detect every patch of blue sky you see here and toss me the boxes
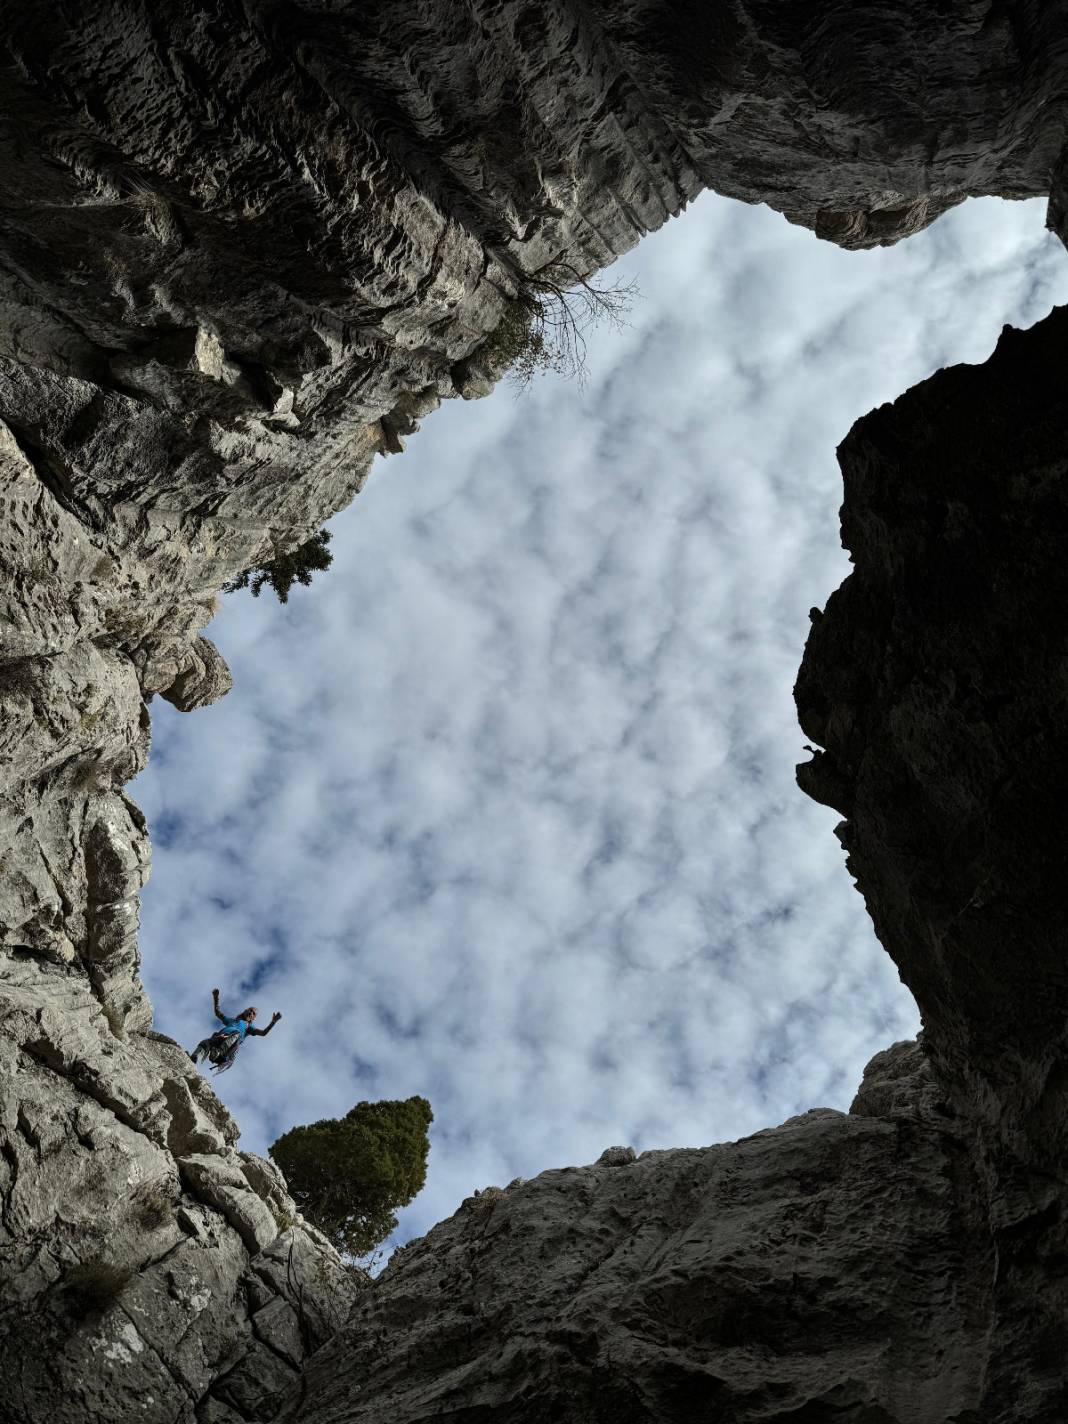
[151,807,184,848]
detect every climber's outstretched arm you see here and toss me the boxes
[212,987,229,1023]
[247,1012,282,1038]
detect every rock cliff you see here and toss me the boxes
[794,300,1068,1420]
[285,1041,998,1423]
[3,3,1068,1422]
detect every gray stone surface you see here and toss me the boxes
[284,1042,992,1423]
[0,950,356,1423]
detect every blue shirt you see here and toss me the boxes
[221,1017,249,1039]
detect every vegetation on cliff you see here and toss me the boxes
[484,263,636,387]
[269,1096,433,1258]
[224,529,334,603]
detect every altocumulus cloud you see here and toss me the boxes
[136,192,1068,1246]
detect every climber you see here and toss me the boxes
[189,987,282,1075]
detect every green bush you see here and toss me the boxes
[268,1096,432,1259]
[224,528,333,603]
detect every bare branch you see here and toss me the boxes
[478,263,639,391]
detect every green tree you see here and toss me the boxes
[269,1096,433,1258]
[224,528,333,603]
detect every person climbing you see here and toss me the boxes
[189,987,282,1074]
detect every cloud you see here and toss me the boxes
[135,192,1068,1248]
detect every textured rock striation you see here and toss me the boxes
[3,4,1068,1422]
[0,943,359,1424]
[284,1041,997,1423]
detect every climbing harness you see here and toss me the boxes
[206,1030,243,1074]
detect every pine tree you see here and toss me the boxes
[223,528,333,603]
[268,1096,433,1258]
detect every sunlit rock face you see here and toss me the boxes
[3,3,1068,1421]
[0,958,358,1423]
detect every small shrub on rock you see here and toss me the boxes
[269,1202,296,1235]
[468,1185,505,1216]
[216,1333,247,1370]
[479,298,551,383]
[135,1179,174,1230]
[64,1260,131,1317]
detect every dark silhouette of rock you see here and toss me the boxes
[284,1041,999,1423]
[796,304,1068,1421]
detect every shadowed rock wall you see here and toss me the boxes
[795,302,1068,1421]
[797,306,1068,1163]
[281,1042,996,1424]
[3,3,1068,1421]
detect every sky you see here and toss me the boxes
[135,191,1068,1251]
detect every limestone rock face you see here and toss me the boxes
[3,4,1068,1422]
[0,951,358,1424]
[284,1042,993,1424]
